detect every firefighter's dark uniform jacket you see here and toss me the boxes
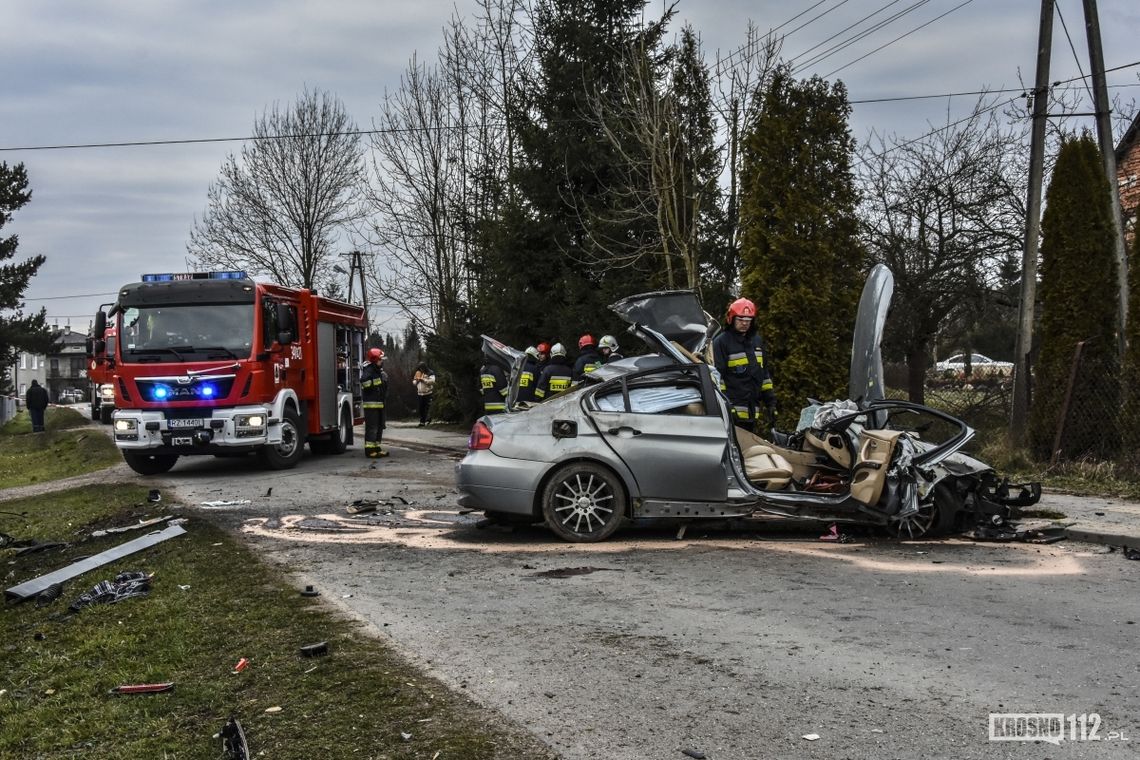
[535,357,573,400]
[517,356,540,403]
[361,361,388,456]
[480,364,508,414]
[712,325,775,425]
[572,347,603,381]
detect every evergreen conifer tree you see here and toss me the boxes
[1028,135,1119,460]
[0,162,53,392]
[737,68,862,418]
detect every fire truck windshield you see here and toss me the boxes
[120,304,254,363]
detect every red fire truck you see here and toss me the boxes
[93,271,367,475]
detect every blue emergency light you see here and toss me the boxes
[152,385,170,400]
[141,271,248,282]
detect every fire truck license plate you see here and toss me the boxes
[168,419,203,429]
[172,436,193,446]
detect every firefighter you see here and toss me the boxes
[712,297,777,433]
[361,347,389,457]
[517,346,541,404]
[572,334,603,381]
[535,343,573,400]
[480,360,508,414]
[535,342,551,373]
[598,335,623,363]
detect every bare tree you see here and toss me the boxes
[858,98,1028,402]
[364,0,528,336]
[188,88,366,292]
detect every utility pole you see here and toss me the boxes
[1011,0,1054,443]
[1082,0,1129,354]
[347,250,371,335]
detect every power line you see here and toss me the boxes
[792,0,932,75]
[22,291,118,301]
[823,0,978,79]
[850,81,1139,105]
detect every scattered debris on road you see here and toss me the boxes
[802,733,821,741]
[6,523,186,602]
[200,500,252,508]
[70,571,153,612]
[92,515,173,537]
[819,524,854,543]
[681,749,706,759]
[347,500,381,515]
[110,682,174,695]
[531,566,619,579]
[301,585,320,597]
[218,716,250,760]
[300,641,329,657]
[1125,547,1140,561]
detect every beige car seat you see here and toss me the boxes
[741,443,794,490]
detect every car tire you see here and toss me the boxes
[310,407,349,455]
[541,462,626,543]
[259,407,304,470]
[122,451,179,476]
[100,406,113,425]
[893,481,958,539]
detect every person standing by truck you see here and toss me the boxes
[412,362,435,426]
[362,347,389,457]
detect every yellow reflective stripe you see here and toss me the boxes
[726,353,749,367]
[362,379,376,387]
[549,378,571,391]
[534,388,546,399]
[364,441,383,449]
[753,350,765,367]
[480,374,497,390]
[733,406,754,419]
[363,402,384,409]
[519,372,534,387]
[484,402,506,411]
[761,380,773,391]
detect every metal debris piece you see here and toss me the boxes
[531,566,618,579]
[300,641,329,657]
[111,682,174,695]
[70,571,152,611]
[92,515,172,538]
[219,715,250,760]
[147,489,162,503]
[263,487,273,497]
[682,750,706,759]
[199,500,251,508]
[1125,547,1140,561]
[346,500,380,515]
[35,583,63,607]
[6,524,186,602]
[802,733,821,741]
[300,585,320,597]
[676,525,687,540]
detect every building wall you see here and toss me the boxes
[1120,142,1140,245]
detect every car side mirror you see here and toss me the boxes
[93,311,107,339]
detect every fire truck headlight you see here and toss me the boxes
[235,414,266,437]
[114,418,136,432]
[99,385,115,401]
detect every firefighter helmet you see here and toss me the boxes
[578,334,595,349]
[367,347,384,362]
[525,345,539,360]
[599,335,619,353]
[550,343,567,358]
[536,342,551,355]
[727,297,757,321]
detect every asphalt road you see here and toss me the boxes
[119,433,1140,760]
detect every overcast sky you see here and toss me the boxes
[2,0,1137,337]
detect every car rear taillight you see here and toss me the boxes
[468,421,493,450]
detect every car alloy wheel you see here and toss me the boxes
[541,463,626,542]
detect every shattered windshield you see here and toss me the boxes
[120,304,254,363]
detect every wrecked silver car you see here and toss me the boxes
[456,265,1040,542]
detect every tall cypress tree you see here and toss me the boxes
[1121,228,1140,459]
[0,162,53,392]
[1028,134,1119,460]
[737,68,863,418]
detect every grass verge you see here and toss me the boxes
[1,485,554,759]
[0,408,121,489]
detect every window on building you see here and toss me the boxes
[20,354,27,370]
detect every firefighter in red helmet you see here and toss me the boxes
[361,347,389,457]
[572,333,603,381]
[712,297,777,433]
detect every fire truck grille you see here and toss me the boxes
[136,378,236,403]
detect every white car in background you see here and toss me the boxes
[933,353,1014,377]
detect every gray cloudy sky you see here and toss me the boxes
[2,0,1137,335]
